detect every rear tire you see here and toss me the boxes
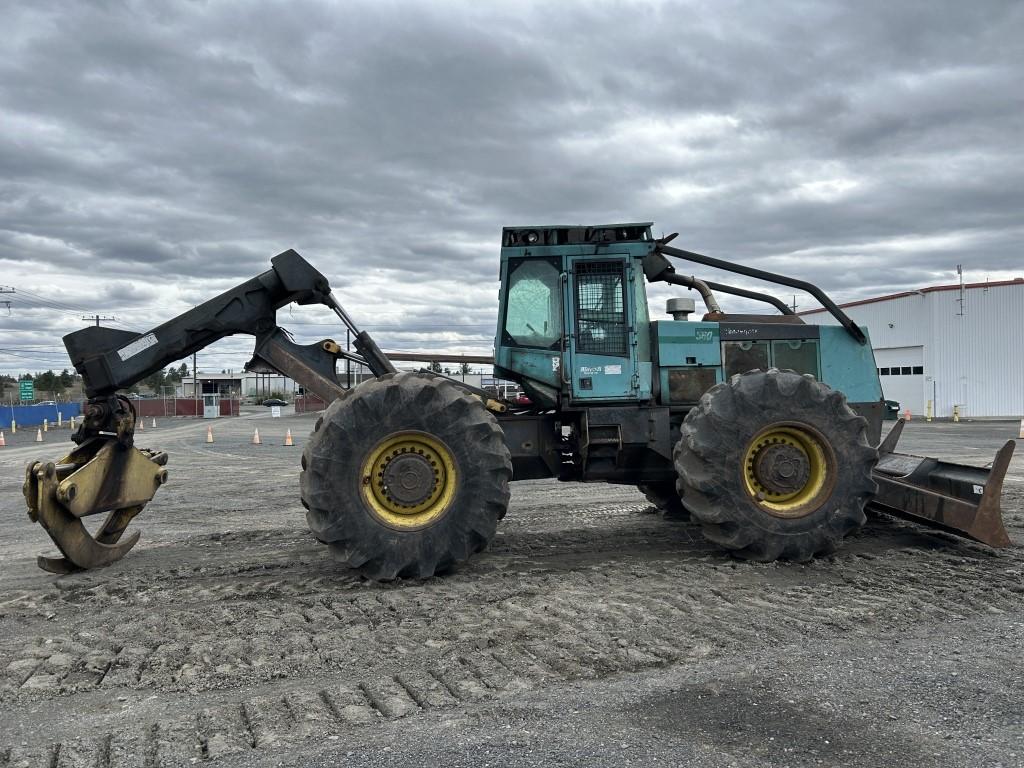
[300,372,512,580]
[637,481,690,520]
[674,368,877,561]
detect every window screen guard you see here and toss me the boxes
[574,260,628,357]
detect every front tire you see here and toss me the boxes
[674,368,877,561]
[300,373,512,580]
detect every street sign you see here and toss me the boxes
[19,380,33,401]
[271,406,282,418]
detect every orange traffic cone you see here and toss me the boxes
[206,426,214,443]
[35,428,43,442]
[252,428,261,445]
[152,417,157,428]
[0,431,5,447]
[138,418,144,431]
[284,429,294,446]
[903,408,912,422]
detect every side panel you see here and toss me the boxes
[495,347,562,389]
[818,326,883,403]
[654,320,722,406]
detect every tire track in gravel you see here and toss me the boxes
[2,512,1021,766]
[3,427,1021,768]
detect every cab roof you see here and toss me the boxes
[502,223,654,248]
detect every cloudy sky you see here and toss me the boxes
[1,0,1022,379]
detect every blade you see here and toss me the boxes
[869,420,1014,548]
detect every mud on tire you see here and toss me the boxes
[300,372,512,580]
[674,368,877,561]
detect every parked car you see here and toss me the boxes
[884,399,901,420]
[262,398,288,407]
[37,400,57,406]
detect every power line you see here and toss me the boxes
[12,286,91,313]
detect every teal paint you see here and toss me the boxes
[655,321,722,366]
[495,347,562,388]
[565,255,648,401]
[818,326,883,402]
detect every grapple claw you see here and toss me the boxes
[24,437,164,573]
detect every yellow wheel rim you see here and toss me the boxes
[360,431,457,530]
[741,423,835,519]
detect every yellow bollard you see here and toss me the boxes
[953,405,960,423]
[1018,419,1024,439]
[58,412,62,427]
[43,418,48,432]
[10,419,15,434]
[926,400,933,422]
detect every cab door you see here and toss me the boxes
[566,256,639,401]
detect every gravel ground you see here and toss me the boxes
[0,411,1021,767]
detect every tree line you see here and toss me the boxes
[1,362,190,400]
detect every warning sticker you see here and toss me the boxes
[117,333,159,361]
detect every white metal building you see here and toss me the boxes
[801,278,1024,419]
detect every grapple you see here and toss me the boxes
[23,396,168,574]
[868,419,1014,548]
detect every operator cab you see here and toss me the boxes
[495,224,657,408]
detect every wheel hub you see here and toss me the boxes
[753,442,810,495]
[382,453,437,507]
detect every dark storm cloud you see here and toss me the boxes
[1,0,1022,374]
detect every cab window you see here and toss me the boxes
[574,260,628,357]
[502,258,562,349]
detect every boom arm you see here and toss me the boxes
[65,250,394,399]
[25,249,396,575]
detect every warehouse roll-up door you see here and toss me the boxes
[874,346,924,416]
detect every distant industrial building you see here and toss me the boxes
[180,372,296,399]
[181,368,510,402]
[802,278,1024,419]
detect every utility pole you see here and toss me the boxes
[956,265,965,316]
[0,287,13,315]
[82,314,117,326]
